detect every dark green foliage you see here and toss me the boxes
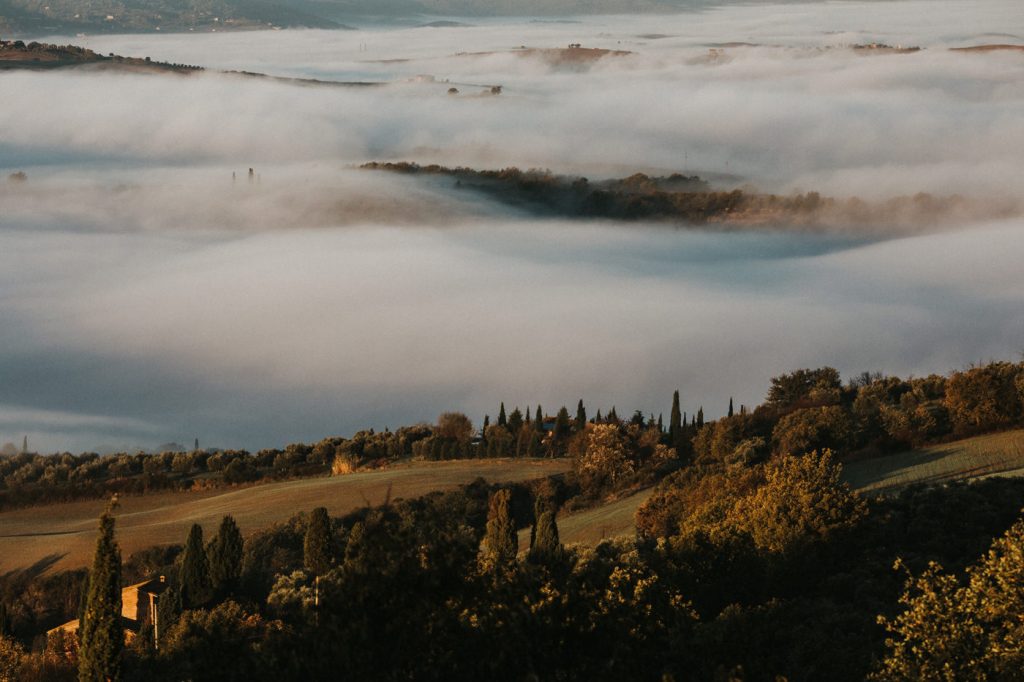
[670,391,682,445]
[728,397,734,418]
[576,399,586,431]
[525,431,542,457]
[207,515,243,596]
[552,407,571,455]
[507,407,523,434]
[772,405,853,456]
[528,510,561,564]
[482,489,517,568]
[0,601,9,637]
[78,510,122,682]
[498,402,507,427]
[178,524,212,610]
[696,406,704,429]
[767,367,842,409]
[944,361,1024,435]
[77,572,89,626]
[156,601,282,682]
[535,405,544,432]
[303,507,333,575]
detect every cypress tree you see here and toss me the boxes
[657,413,664,433]
[79,509,122,682]
[304,507,333,575]
[179,524,211,610]
[728,397,734,418]
[77,572,89,626]
[608,406,619,423]
[554,407,571,442]
[535,405,544,431]
[525,406,531,426]
[529,510,561,564]
[595,409,602,422]
[498,402,507,428]
[156,581,180,643]
[526,431,540,457]
[575,399,586,431]
[508,408,523,435]
[482,415,490,444]
[207,515,243,596]
[482,489,517,568]
[670,391,682,444]
[697,407,704,429]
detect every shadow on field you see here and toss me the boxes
[0,553,67,583]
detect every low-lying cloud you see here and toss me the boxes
[1,0,1022,452]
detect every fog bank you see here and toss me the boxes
[2,0,1022,452]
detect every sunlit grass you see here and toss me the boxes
[843,429,1024,494]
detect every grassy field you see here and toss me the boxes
[842,429,1024,494]
[518,488,654,552]
[0,458,569,575]
[6,430,1024,575]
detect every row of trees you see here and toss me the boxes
[684,361,1024,472]
[362,161,989,230]
[4,359,1024,515]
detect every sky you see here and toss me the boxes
[1,0,1022,453]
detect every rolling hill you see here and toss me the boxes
[0,458,569,574]
[536,428,1024,549]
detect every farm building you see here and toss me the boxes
[48,576,168,645]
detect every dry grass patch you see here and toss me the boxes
[0,458,569,574]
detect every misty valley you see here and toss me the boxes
[1,0,1024,680]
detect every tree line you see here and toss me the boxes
[3,455,1024,680]
[4,358,1024,513]
[361,161,1013,230]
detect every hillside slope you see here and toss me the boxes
[0,458,568,574]
[842,429,1024,494]
[542,429,1024,548]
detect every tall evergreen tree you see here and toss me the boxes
[657,413,664,433]
[0,601,9,637]
[508,407,523,435]
[526,431,541,457]
[575,399,586,431]
[728,397,734,418]
[529,510,562,564]
[207,515,243,596]
[670,390,682,444]
[608,406,619,423]
[498,402,507,428]
[697,407,704,429]
[525,406,531,425]
[179,524,211,610]
[535,405,544,431]
[595,409,602,423]
[304,507,333,575]
[77,573,89,626]
[482,489,517,569]
[79,509,122,682]
[554,407,571,442]
[481,415,490,444]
